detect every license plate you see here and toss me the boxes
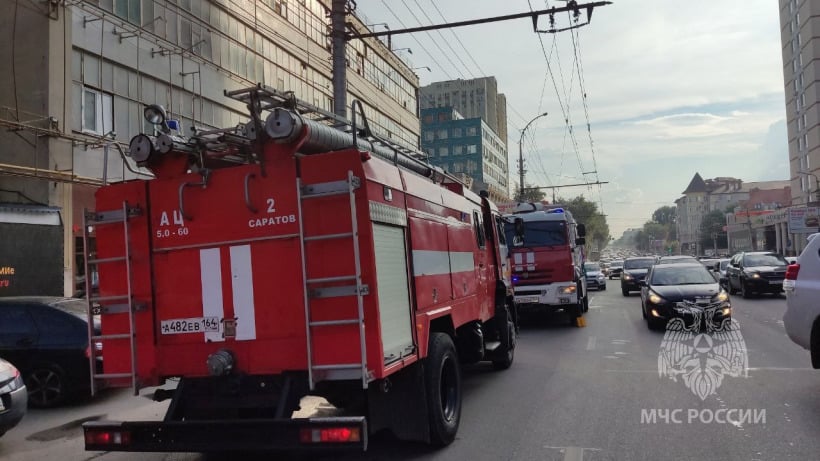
[559,298,570,304]
[769,280,783,285]
[160,317,220,335]
[515,296,540,304]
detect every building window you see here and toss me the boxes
[453,145,463,155]
[439,147,449,156]
[453,127,462,138]
[424,130,434,141]
[271,0,288,18]
[437,129,448,140]
[467,145,477,154]
[423,114,433,124]
[467,126,477,136]
[82,88,113,136]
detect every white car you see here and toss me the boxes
[783,234,820,368]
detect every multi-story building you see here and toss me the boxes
[420,106,509,202]
[419,77,508,147]
[676,173,790,254]
[779,0,820,205]
[0,1,419,296]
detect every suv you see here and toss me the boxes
[726,251,788,298]
[783,235,820,368]
[621,257,656,296]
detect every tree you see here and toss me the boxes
[699,210,728,252]
[652,206,676,225]
[515,183,546,202]
[556,196,610,251]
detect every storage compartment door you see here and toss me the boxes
[372,223,414,363]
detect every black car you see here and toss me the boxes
[621,257,656,296]
[725,251,788,298]
[640,263,731,330]
[0,297,100,407]
[655,255,699,265]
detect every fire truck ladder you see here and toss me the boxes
[83,201,142,396]
[297,170,369,391]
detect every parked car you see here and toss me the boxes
[0,358,27,438]
[0,297,100,408]
[621,257,656,296]
[584,262,607,291]
[608,260,624,279]
[784,234,820,368]
[725,251,788,298]
[640,263,731,330]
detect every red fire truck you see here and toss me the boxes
[81,85,516,453]
[503,203,588,325]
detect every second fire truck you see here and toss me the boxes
[81,85,517,453]
[503,202,588,325]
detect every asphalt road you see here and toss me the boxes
[2,287,819,461]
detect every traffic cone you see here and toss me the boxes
[576,316,587,328]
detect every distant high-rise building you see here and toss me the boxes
[419,77,508,147]
[420,106,509,203]
[779,0,820,205]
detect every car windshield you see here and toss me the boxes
[650,265,717,286]
[584,263,601,272]
[719,260,730,270]
[504,220,567,247]
[624,258,655,269]
[744,253,788,267]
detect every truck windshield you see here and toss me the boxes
[504,220,567,247]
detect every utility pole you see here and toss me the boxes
[518,112,548,200]
[331,0,347,117]
[523,181,609,203]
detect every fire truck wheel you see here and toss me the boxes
[24,363,67,408]
[425,333,462,446]
[492,318,516,370]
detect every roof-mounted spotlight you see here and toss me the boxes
[144,104,171,134]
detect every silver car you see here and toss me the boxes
[0,357,27,438]
[784,234,820,368]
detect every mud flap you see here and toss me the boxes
[367,361,430,443]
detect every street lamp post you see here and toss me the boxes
[517,112,549,201]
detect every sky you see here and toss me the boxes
[355,0,789,238]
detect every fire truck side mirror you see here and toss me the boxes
[575,237,586,246]
[577,224,587,237]
[513,218,525,237]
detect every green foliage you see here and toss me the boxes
[699,210,728,250]
[516,184,546,202]
[556,196,610,251]
[652,206,676,225]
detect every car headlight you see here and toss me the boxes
[0,369,24,393]
[623,274,633,280]
[744,271,760,279]
[714,290,729,302]
[560,285,577,294]
[648,290,665,304]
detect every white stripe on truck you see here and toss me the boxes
[230,245,257,341]
[200,248,225,342]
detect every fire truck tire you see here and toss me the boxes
[583,294,589,313]
[425,333,462,446]
[492,318,516,371]
[24,363,67,408]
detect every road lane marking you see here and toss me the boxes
[563,447,584,461]
[586,336,597,350]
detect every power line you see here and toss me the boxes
[380,1,455,80]
[427,0,488,77]
[397,0,470,79]
[410,0,476,78]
